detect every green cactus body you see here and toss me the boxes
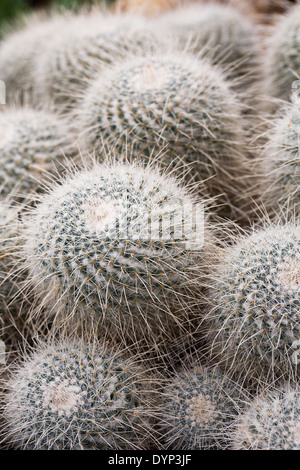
[0,108,71,199]
[33,12,161,109]
[262,102,300,214]
[267,4,300,101]
[206,224,300,382]
[159,366,244,450]
[232,386,300,450]
[2,340,158,449]
[76,52,247,212]
[157,3,261,97]
[22,163,208,354]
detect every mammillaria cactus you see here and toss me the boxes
[75,50,247,215]
[266,3,300,102]
[158,365,245,450]
[0,108,72,199]
[1,339,159,449]
[156,3,261,98]
[0,198,30,347]
[260,101,300,215]
[205,222,300,383]
[20,161,210,356]
[32,11,161,110]
[0,12,70,102]
[232,385,300,450]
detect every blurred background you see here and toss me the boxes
[0,0,298,31]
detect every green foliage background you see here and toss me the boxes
[0,0,115,30]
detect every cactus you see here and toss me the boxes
[232,385,300,450]
[0,198,30,348]
[75,50,247,215]
[205,223,300,383]
[1,339,159,450]
[20,161,210,356]
[158,365,245,450]
[0,108,72,200]
[260,101,300,215]
[32,11,162,110]
[0,11,69,102]
[266,4,300,102]
[156,3,261,98]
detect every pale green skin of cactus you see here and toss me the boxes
[4,343,154,450]
[0,110,68,199]
[263,105,300,213]
[79,55,245,205]
[267,6,300,101]
[161,367,243,450]
[25,165,202,347]
[234,387,300,450]
[208,225,300,380]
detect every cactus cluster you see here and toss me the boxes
[2,339,158,450]
[0,0,299,452]
[158,365,245,450]
[232,385,300,450]
[0,108,72,199]
[206,223,300,382]
[76,50,247,213]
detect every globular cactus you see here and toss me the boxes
[0,12,69,102]
[0,198,30,348]
[266,4,300,102]
[75,50,248,216]
[0,108,72,200]
[156,3,261,99]
[205,223,300,383]
[1,339,159,450]
[158,365,245,450]
[260,101,300,215]
[20,162,211,357]
[32,11,162,110]
[232,385,300,450]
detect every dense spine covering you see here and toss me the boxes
[20,162,210,355]
[0,12,70,102]
[2,340,159,449]
[0,108,72,199]
[156,3,261,97]
[266,3,300,101]
[158,365,245,450]
[32,12,161,110]
[261,101,300,215]
[205,223,300,383]
[232,385,300,450]
[75,50,247,214]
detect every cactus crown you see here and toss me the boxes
[206,223,300,382]
[159,366,244,450]
[232,385,300,450]
[2,339,158,449]
[76,50,246,210]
